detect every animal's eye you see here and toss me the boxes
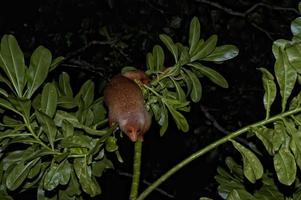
[136,128,141,134]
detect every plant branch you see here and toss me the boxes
[130,140,143,200]
[136,107,301,200]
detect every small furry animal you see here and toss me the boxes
[104,71,151,142]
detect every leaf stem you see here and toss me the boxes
[136,107,301,200]
[23,116,56,153]
[130,140,143,200]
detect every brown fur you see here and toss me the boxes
[104,74,151,142]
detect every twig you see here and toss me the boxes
[200,105,228,134]
[251,22,273,41]
[118,171,175,199]
[65,40,113,60]
[196,0,299,17]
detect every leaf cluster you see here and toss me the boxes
[214,10,301,200]
[137,17,239,135]
[0,35,117,200]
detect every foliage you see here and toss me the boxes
[210,10,301,200]
[0,35,118,199]
[125,16,238,136]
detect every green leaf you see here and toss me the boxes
[0,88,8,97]
[26,46,52,98]
[189,63,228,88]
[74,157,101,197]
[163,99,189,132]
[231,140,263,183]
[60,134,97,150]
[62,120,74,138]
[54,110,81,128]
[188,17,201,55]
[274,47,297,112]
[36,110,57,149]
[75,80,94,108]
[257,68,277,118]
[41,83,58,118]
[0,35,26,97]
[44,160,71,190]
[105,136,118,152]
[159,34,178,62]
[146,53,154,71]
[291,17,301,36]
[190,34,217,62]
[92,157,113,177]
[227,189,256,200]
[273,147,296,185]
[0,98,20,115]
[6,158,39,191]
[202,45,239,62]
[152,45,165,71]
[59,72,73,97]
[159,104,169,136]
[286,43,301,74]
[185,69,202,102]
[57,96,77,109]
[273,121,286,152]
[253,127,274,155]
[49,56,64,72]
[170,78,186,102]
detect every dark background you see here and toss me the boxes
[1,0,300,199]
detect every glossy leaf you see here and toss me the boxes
[273,47,297,112]
[185,69,202,102]
[59,72,73,97]
[61,134,97,150]
[54,110,81,128]
[258,68,277,118]
[163,99,189,132]
[152,45,165,71]
[159,34,178,62]
[188,17,200,55]
[75,80,94,108]
[6,158,39,191]
[57,96,77,109]
[0,98,19,114]
[0,35,26,97]
[36,111,57,149]
[273,147,296,185]
[171,78,186,102]
[286,43,301,74]
[291,17,301,36]
[190,34,217,62]
[62,120,74,138]
[273,121,286,152]
[74,157,101,197]
[202,45,239,62]
[26,46,52,98]
[41,83,58,118]
[231,140,263,183]
[189,63,228,88]
[44,161,71,190]
[254,127,274,155]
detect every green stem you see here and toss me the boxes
[136,107,301,200]
[23,116,56,153]
[130,140,143,200]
